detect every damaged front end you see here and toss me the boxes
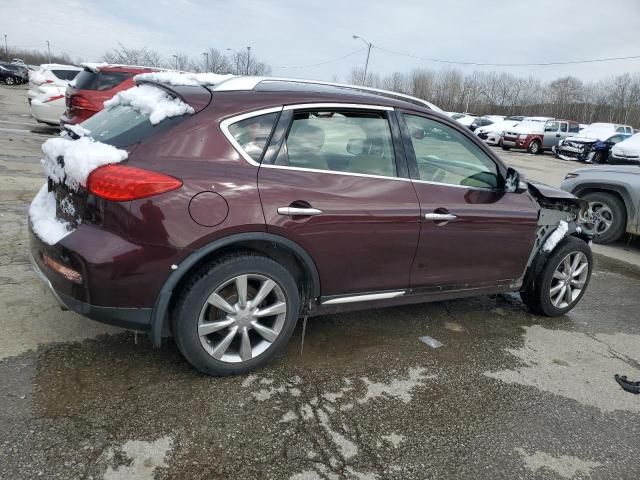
[519,182,593,291]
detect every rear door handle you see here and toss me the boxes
[425,213,457,221]
[277,207,323,216]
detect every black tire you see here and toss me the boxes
[5,76,15,86]
[520,236,593,316]
[501,145,511,151]
[581,192,626,244]
[591,151,603,164]
[527,140,541,154]
[172,253,300,376]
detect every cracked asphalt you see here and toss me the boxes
[1,85,639,480]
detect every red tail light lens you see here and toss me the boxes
[87,165,183,201]
[72,95,98,111]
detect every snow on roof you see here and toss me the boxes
[39,63,82,70]
[135,71,234,87]
[104,84,195,125]
[612,132,640,154]
[572,124,618,141]
[42,136,128,191]
[477,120,519,134]
[81,62,109,73]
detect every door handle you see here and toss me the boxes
[556,134,561,137]
[425,213,457,221]
[277,207,323,216]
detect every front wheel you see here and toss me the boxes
[520,236,592,316]
[5,76,15,85]
[527,140,541,154]
[173,254,300,376]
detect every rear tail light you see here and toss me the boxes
[87,165,183,201]
[42,254,82,284]
[71,95,98,112]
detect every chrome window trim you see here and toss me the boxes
[219,106,284,166]
[322,291,405,305]
[410,178,503,191]
[260,163,411,182]
[283,102,393,112]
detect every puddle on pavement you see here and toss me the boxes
[1,263,639,479]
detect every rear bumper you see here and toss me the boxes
[30,252,152,331]
[30,100,64,126]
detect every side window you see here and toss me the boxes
[569,123,580,133]
[403,114,500,190]
[270,110,397,177]
[228,112,278,162]
[545,121,559,132]
[560,122,568,132]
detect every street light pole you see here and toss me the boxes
[202,52,209,72]
[172,54,178,70]
[4,35,8,62]
[352,35,372,85]
[246,46,251,75]
[46,40,51,63]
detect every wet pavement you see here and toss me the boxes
[1,85,640,480]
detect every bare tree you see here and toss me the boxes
[102,44,164,67]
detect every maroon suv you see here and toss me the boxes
[29,77,594,376]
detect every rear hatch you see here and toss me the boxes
[46,83,211,236]
[64,68,135,121]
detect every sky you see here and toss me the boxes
[2,0,640,83]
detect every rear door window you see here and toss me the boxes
[269,110,397,178]
[73,70,131,91]
[560,122,568,132]
[569,123,580,133]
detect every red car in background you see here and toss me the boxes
[60,64,160,125]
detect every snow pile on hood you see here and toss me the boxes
[567,124,617,143]
[135,71,234,87]
[612,132,640,155]
[29,184,73,245]
[104,84,195,125]
[42,136,128,190]
[81,62,109,73]
[507,121,545,134]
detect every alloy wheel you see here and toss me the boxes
[549,251,589,308]
[197,274,287,363]
[583,201,613,236]
[5,77,15,85]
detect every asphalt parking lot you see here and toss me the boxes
[1,85,639,480]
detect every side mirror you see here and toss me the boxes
[505,167,527,193]
[346,138,365,155]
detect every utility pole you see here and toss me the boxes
[46,40,51,63]
[4,35,7,62]
[246,46,251,75]
[172,54,178,70]
[352,35,372,85]
[202,52,209,72]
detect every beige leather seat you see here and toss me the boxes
[286,122,328,171]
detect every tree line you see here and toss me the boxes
[348,67,640,127]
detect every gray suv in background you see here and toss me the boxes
[561,165,640,244]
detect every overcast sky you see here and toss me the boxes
[3,0,640,82]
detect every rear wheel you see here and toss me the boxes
[581,192,626,244]
[173,254,300,376]
[527,140,541,154]
[5,76,15,85]
[520,236,592,316]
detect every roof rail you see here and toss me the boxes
[211,76,443,112]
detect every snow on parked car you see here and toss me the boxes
[475,119,520,146]
[555,123,634,163]
[28,64,82,126]
[610,132,640,165]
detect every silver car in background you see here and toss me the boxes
[560,165,640,244]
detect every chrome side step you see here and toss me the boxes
[321,291,405,305]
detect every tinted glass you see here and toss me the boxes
[404,114,500,189]
[545,121,559,132]
[73,70,130,91]
[228,113,279,162]
[560,122,568,132]
[271,110,397,177]
[569,123,580,133]
[79,104,187,147]
[51,69,79,81]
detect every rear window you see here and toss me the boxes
[78,104,187,147]
[51,69,79,82]
[73,70,131,91]
[228,113,279,162]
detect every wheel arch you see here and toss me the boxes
[149,232,321,346]
[571,183,634,225]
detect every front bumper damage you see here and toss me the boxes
[519,182,593,291]
[553,143,596,162]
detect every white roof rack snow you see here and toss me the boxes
[211,76,443,112]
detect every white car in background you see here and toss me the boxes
[475,119,520,145]
[28,64,82,126]
[610,132,640,165]
[454,114,477,127]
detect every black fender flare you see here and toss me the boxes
[149,232,321,346]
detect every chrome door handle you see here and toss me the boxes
[425,213,457,221]
[277,207,323,216]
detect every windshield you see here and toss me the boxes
[79,104,187,147]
